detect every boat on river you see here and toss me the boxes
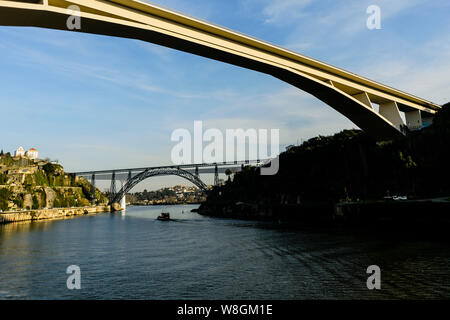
[157,212,170,221]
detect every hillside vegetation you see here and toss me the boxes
[200,102,450,218]
[0,156,107,211]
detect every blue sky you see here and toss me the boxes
[0,0,449,190]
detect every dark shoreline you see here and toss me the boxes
[129,202,203,206]
[197,199,450,234]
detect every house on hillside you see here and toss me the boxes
[14,146,25,157]
[25,148,38,160]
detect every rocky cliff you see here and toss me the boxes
[0,154,107,212]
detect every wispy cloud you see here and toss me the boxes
[358,48,450,104]
[262,0,312,24]
[255,0,449,105]
[0,35,217,101]
[257,0,433,54]
[167,85,355,146]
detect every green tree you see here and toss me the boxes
[32,195,39,209]
[0,188,11,211]
[13,196,24,209]
[34,171,49,186]
[43,163,58,176]
[0,173,8,185]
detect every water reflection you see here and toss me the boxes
[0,205,449,299]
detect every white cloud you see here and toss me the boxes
[258,0,449,106]
[262,0,312,24]
[167,85,356,147]
[356,33,450,105]
[1,36,217,101]
[261,0,431,54]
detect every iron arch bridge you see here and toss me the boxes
[71,159,267,205]
[110,167,208,204]
[0,0,442,140]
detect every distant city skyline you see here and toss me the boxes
[0,0,449,191]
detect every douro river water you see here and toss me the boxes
[0,205,449,299]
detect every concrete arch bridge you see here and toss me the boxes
[0,0,442,140]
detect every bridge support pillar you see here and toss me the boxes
[119,180,127,211]
[110,171,116,203]
[91,173,96,204]
[120,194,126,211]
[405,110,422,130]
[352,92,373,109]
[379,101,404,130]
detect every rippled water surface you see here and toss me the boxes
[0,205,449,299]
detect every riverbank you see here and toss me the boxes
[130,201,203,206]
[197,198,450,230]
[0,205,111,224]
[334,198,450,224]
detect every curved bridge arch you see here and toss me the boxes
[0,0,441,140]
[111,167,208,204]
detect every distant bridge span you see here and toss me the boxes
[0,0,442,140]
[71,160,267,206]
[109,167,209,205]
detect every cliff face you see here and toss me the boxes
[0,155,107,211]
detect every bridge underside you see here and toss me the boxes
[0,0,441,140]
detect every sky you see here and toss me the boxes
[0,0,449,191]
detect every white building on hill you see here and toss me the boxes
[14,146,25,157]
[25,148,39,160]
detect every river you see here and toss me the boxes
[0,204,449,299]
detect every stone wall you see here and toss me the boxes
[0,205,111,224]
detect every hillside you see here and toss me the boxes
[0,154,108,212]
[199,102,450,220]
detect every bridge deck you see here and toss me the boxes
[70,159,268,177]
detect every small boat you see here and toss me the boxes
[157,212,170,221]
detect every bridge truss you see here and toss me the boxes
[72,159,269,205]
